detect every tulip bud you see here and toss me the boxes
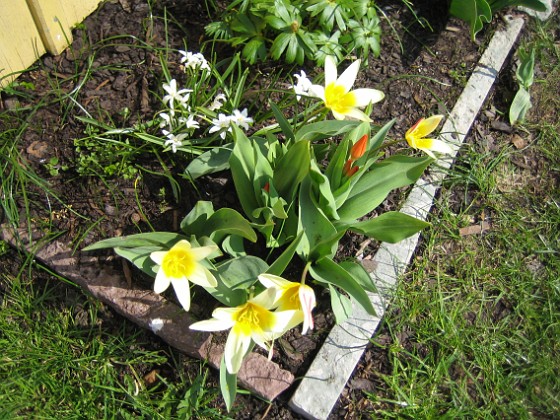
[350,134,368,161]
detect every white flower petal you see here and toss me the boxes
[336,59,361,92]
[352,88,385,107]
[324,55,338,86]
[190,318,234,332]
[153,268,171,294]
[340,108,372,122]
[258,274,291,289]
[225,326,252,373]
[171,278,191,311]
[189,244,218,260]
[150,250,166,265]
[188,265,217,288]
[250,288,278,309]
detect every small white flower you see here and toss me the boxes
[209,113,234,140]
[208,93,227,111]
[162,79,192,109]
[178,114,200,130]
[179,50,211,72]
[230,108,254,131]
[159,112,174,129]
[292,70,314,101]
[162,129,188,153]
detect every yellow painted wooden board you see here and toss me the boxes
[26,0,102,55]
[0,1,46,87]
[0,0,102,88]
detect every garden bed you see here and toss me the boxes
[0,0,535,417]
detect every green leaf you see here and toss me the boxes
[297,178,338,260]
[273,139,310,200]
[208,208,257,243]
[509,87,532,125]
[220,356,237,412]
[269,102,295,142]
[180,201,215,237]
[114,246,160,275]
[516,48,535,89]
[329,284,353,324]
[230,126,260,218]
[339,261,377,293]
[338,155,432,221]
[310,258,376,316]
[266,232,303,276]
[185,144,234,179]
[295,120,360,142]
[83,232,186,251]
[449,0,492,39]
[348,211,430,243]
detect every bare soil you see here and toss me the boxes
[0,0,535,417]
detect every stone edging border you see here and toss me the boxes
[288,14,528,420]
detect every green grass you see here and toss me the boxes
[0,255,227,419]
[364,15,560,419]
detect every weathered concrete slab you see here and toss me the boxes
[0,226,294,401]
[289,15,526,420]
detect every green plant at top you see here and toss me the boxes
[449,0,548,40]
[84,55,453,410]
[205,0,381,65]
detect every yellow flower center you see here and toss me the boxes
[234,302,275,335]
[161,248,196,278]
[324,82,356,115]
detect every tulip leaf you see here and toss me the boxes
[114,246,160,275]
[328,284,353,324]
[310,257,376,316]
[269,102,295,142]
[509,86,532,126]
[208,208,258,243]
[266,232,303,276]
[83,232,187,251]
[349,211,430,243]
[185,143,234,179]
[295,120,360,142]
[297,178,338,260]
[230,126,260,218]
[180,200,215,236]
[338,155,431,221]
[339,260,377,293]
[273,139,310,199]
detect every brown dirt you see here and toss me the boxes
[0,0,533,417]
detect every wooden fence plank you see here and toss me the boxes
[0,1,46,87]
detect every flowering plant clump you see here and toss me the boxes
[85,53,453,409]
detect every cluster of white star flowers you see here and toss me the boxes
[157,51,254,153]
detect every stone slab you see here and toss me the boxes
[289,15,526,420]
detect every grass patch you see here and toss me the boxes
[364,14,560,418]
[0,254,227,418]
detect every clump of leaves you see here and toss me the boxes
[205,0,381,65]
[450,0,548,39]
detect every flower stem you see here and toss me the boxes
[300,261,312,285]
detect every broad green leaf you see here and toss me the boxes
[230,126,260,218]
[450,0,492,39]
[297,178,337,260]
[180,201,215,236]
[114,246,160,275]
[266,232,303,276]
[310,257,376,316]
[509,87,532,125]
[83,232,186,251]
[339,261,377,293]
[208,208,257,243]
[221,235,246,257]
[185,144,234,179]
[309,159,339,220]
[516,48,535,89]
[338,155,432,221]
[273,139,310,200]
[295,120,360,142]
[348,211,430,243]
[329,284,353,324]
